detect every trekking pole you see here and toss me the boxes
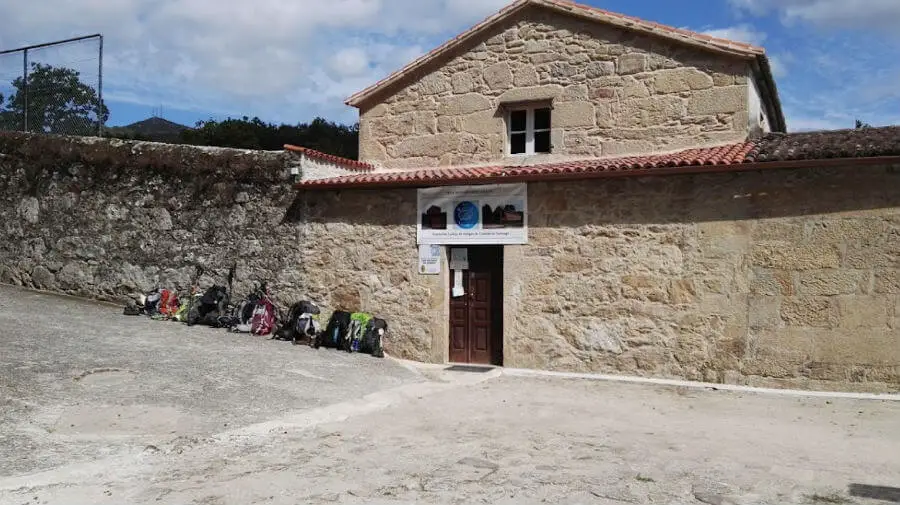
[185,265,204,325]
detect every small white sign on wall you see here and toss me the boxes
[418,245,441,275]
[449,248,469,270]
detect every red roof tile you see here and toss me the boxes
[284,144,374,172]
[294,127,900,190]
[297,142,756,189]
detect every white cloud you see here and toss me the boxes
[729,0,900,31]
[0,0,514,124]
[702,24,767,46]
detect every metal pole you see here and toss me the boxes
[98,35,103,136]
[22,48,28,132]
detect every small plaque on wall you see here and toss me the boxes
[418,245,441,275]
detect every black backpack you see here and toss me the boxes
[187,285,229,327]
[274,300,322,345]
[316,311,351,349]
[361,318,387,358]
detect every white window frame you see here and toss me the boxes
[507,106,551,156]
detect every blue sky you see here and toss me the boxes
[1,0,898,131]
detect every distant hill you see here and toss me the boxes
[106,117,192,142]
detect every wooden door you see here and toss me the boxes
[448,247,502,365]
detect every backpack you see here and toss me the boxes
[174,293,200,322]
[361,318,387,358]
[229,288,264,333]
[346,313,373,353]
[249,289,278,336]
[316,311,351,349]
[187,285,229,327]
[151,289,180,320]
[143,291,162,317]
[273,300,321,344]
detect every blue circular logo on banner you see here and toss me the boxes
[454,201,479,229]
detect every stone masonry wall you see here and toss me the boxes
[298,189,447,363]
[509,165,900,391]
[359,5,751,169]
[301,165,899,392]
[0,133,311,305]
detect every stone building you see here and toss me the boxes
[293,0,900,390]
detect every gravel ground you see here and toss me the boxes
[1,285,899,505]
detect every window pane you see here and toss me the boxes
[534,108,551,130]
[510,110,527,132]
[534,131,551,153]
[510,133,527,154]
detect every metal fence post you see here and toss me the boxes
[98,35,103,136]
[22,48,28,132]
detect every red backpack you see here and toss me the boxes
[250,291,278,336]
[151,289,180,320]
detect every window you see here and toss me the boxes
[508,106,551,155]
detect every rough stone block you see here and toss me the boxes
[749,269,795,296]
[780,297,838,328]
[388,133,460,159]
[590,87,616,100]
[814,329,900,365]
[513,66,539,87]
[753,220,805,243]
[651,68,714,94]
[57,261,93,290]
[437,93,492,115]
[875,269,900,293]
[451,72,475,94]
[807,218,887,244]
[748,328,815,364]
[525,40,550,53]
[712,73,735,86]
[749,296,782,329]
[552,254,592,273]
[418,73,451,95]
[668,278,697,304]
[498,85,563,103]
[561,84,589,101]
[18,197,40,224]
[749,243,841,271]
[461,110,501,135]
[549,61,577,79]
[798,269,867,296]
[622,274,669,303]
[838,296,891,328]
[31,265,56,289]
[688,86,747,115]
[553,101,596,128]
[483,62,512,90]
[586,61,615,78]
[617,53,648,75]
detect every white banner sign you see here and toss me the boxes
[417,184,528,245]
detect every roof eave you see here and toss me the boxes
[295,155,900,191]
[752,54,787,133]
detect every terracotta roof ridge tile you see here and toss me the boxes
[284,144,374,171]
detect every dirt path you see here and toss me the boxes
[1,286,899,504]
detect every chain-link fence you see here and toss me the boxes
[0,34,104,137]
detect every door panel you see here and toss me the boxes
[448,246,502,365]
[449,276,469,364]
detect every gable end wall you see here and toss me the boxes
[359,7,752,170]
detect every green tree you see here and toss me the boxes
[855,119,872,129]
[179,116,359,159]
[1,63,108,135]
